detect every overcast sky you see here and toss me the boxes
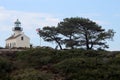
[0,0,120,51]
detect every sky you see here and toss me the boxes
[0,0,120,51]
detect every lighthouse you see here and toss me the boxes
[13,19,23,36]
[6,19,30,48]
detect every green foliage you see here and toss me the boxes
[38,17,115,50]
[53,58,85,73]
[53,56,120,80]
[11,68,53,80]
[38,26,63,50]
[0,57,13,80]
[1,48,120,80]
[50,49,84,63]
[58,17,115,50]
[15,48,53,68]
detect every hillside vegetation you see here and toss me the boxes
[0,47,120,80]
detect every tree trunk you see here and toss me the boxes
[84,31,90,50]
[69,35,74,49]
[58,42,62,50]
[55,39,62,50]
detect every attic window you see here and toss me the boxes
[21,37,24,40]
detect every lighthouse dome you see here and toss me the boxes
[12,19,23,31]
[14,19,21,24]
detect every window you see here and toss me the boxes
[21,37,24,40]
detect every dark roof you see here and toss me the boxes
[13,27,22,31]
[6,34,22,41]
[14,19,21,24]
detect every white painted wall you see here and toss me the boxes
[14,31,22,36]
[6,39,17,48]
[6,34,30,48]
[15,34,30,48]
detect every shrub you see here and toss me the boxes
[15,48,53,68]
[53,57,108,80]
[53,58,86,74]
[11,68,53,80]
[0,57,13,80]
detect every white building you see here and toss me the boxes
[6,19,30,48]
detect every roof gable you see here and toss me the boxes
[6,34,22,41]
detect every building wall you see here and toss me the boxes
[6,34,30,48]
[14,31,22,36]
[16,34,30,48]
[6,39,16,48]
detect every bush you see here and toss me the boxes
[50,49,85,63]
[7,48,120,80]
[11,68,53,80]
[15,48,54,68]
[53,58,86,74]
[53,57,110,80]
[0,57,13,80]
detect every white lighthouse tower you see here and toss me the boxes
[13,19,23,36]
[6,19,30,48]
